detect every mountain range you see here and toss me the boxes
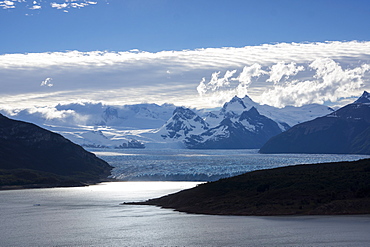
[0,95,333,149]
[259,91,370,154]
[156,95,333,149]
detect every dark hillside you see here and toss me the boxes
[127,159,370,216]
[259,99,370,154]
[0,113,112,188]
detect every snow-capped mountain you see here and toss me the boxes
[220,95,334,128]
[157,107,209,140]
[180,97,285,149]
[0,94,334,149]
[354,91,370,104]
[53,102,176,128]
[185,106,283,149]
[0,102,176,148]
[260,91,370,154]
[156,95,332,149]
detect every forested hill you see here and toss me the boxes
[127,158,370,216]
[0,113,112,188]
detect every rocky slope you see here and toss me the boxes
[184,106,282,149]
[158,95,333,149]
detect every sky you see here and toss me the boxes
[1,0,370,111]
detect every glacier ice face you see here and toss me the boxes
[91,148,370,181]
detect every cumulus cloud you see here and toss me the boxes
[197,70,237,96]
[267,61,305,84]
[40,77,53,87]
[236,64,267,97]
[259,58,370,107]
[196,64,268,105]
[1,41,370,110]
[196,58,370,108]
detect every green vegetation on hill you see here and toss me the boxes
[128,159,370,215]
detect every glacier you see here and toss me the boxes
[90,148,370,181]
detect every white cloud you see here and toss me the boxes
[267,61,305,84]
[40,77,53,87]
[235,64,267,97]
[197,70,237,96]
[259,58,370,107]
[50,2,68,9]
[0,0,101,11]
[1,41,370,110]
[0,1,16,9]
[29,4,41,10]
[50,1,99,10]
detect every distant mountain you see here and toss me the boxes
[216,95,333,128]
[0,96,333,149]
[259,91,370,154]
[185,106,282,149]
[158,107,209,140]
[54,102,176,128]
[172,95,332,149]
[0,113,112,187]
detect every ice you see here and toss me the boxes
[90,148,370,182]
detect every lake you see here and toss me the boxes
[1,149,370,246]
[1,182,370,246]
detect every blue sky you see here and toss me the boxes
[1,0,370,111]
[2,0,370,53]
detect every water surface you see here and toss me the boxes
[1,182,369,247]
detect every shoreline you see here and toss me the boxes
[124,159,370,216]
[0,178,116,191]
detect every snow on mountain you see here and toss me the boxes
[0,102,176,149]
[220,96,252,118]
[54,102,176,128]
[354,91,370,104]
[260,91,370,154]
[200,95,333,131]
[185,106,283,149]
[0,94,334,149]
[157,107,209,141]
[232,95,334,129]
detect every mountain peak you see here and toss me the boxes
[229,95,245,104]
[173,107,197,120]
[354,91,370,104]
[221,96,246,115]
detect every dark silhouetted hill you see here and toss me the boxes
[259,91,370,154]
[127,159,370,215]
[0,113,112,188]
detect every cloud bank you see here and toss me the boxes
[198,58,370,107]
[0,41,369,110]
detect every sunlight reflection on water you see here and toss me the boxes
[1,182,369,247]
